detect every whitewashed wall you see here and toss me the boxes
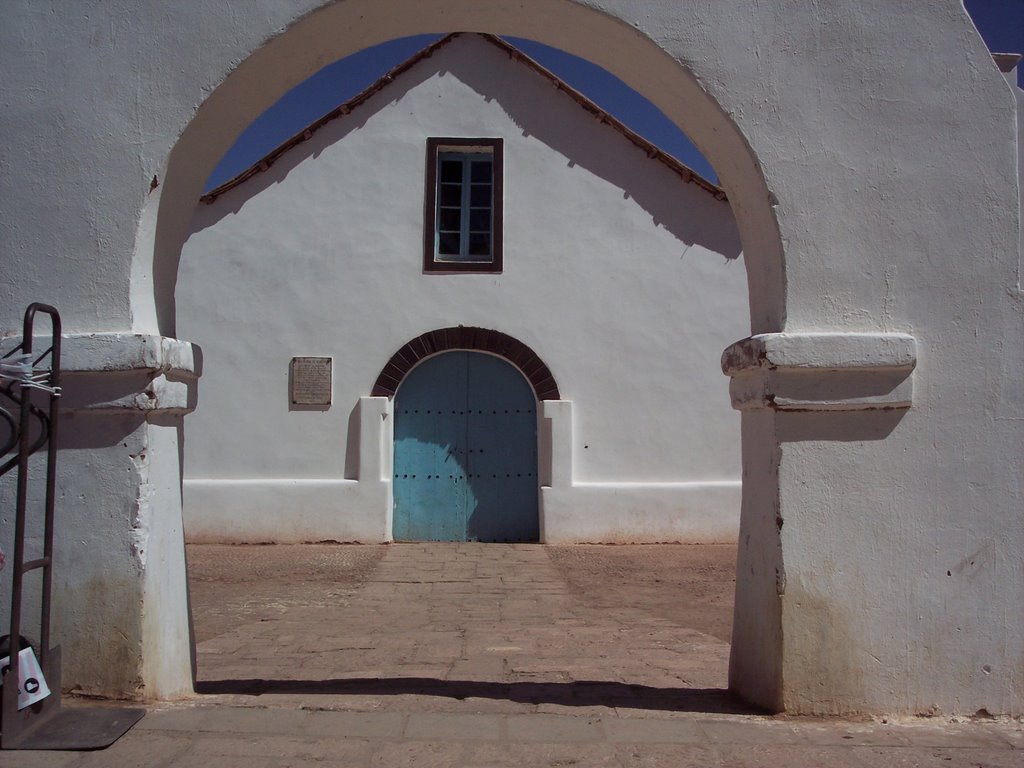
[3,0,1020,715]
[178,34,748,544]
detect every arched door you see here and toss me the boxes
[393,351,538,542]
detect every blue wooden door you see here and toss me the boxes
[393,352,538,542]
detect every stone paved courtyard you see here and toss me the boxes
[8,543,1021,766]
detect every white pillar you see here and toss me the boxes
[722,332,916,712]
[0,334,200,699]
[358,396,393,540]
[541,400,573,490]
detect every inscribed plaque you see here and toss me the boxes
[290,357,332,405]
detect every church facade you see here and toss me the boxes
[179,34,749,545]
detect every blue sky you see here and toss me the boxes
[205,3,1024,192]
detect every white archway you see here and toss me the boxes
[5,0,1018,716]
[146,0,788,710]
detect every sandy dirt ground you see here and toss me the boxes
[546,544,737,643]
[186,544,389,643]
[187,543,737,646]
[185,541,741,716]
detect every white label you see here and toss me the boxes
[0,646,52,709]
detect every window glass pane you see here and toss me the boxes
[440,160,462,183]
[468,233,491,256]
[440,184,461,206]
[438,232,461,255]
[469,209,490,231]
[439,208,461,231]
[470,161,492,183]
[470,184,491,207]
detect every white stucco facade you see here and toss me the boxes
[1,1,1021,716]
[178,34,748,545]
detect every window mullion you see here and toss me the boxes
[459,159,472,258]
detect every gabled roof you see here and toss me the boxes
[201,33,726,204]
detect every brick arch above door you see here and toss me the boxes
[372,327,560,401]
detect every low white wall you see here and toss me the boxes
[184,478,389,543]
[185,477,741,544]
[185,395,393,543]
[541,482,741,543]
[184,396,741,543]
[538,399,738,543]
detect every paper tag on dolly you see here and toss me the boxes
[0,646,52,709]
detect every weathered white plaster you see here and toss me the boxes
[721,333,918,374]
[723,332,917,412]
[995,54,1023,295]
[0,334,198,377]
[2,0,1020,715]
[178,34,747,545]
[0,332,198,698]
[136,420,192,699]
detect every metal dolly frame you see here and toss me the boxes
[1,303,144,750]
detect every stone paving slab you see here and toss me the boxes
[5,704,1021,767]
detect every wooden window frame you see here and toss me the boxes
[424,137,503,273]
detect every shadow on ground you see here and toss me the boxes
[194,678,763,715]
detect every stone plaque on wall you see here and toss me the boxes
[290,357,332,405]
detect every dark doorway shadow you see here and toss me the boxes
[194,677,763,715]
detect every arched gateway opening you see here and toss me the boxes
[379,328,559,543]
[149,0,790,712]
